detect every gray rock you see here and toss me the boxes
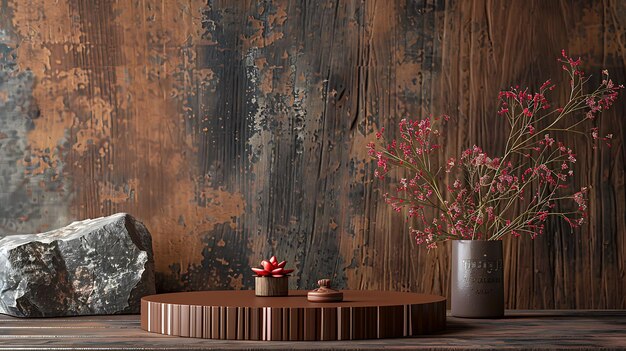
[0,213,155,317]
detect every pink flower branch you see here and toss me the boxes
[369,51,621,248]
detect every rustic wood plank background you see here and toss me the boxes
[0,0,624,309]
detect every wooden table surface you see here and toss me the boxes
[0,310,624,350]
[141,290,447,340]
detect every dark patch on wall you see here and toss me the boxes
[0,2,70,235]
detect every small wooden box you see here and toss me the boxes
[255,276,288,296]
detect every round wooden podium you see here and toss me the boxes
[141,290,446,341]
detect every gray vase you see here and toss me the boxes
[451,240,504,318]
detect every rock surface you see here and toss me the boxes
[0,213,156,317]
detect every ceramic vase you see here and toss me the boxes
[451,240,504,318]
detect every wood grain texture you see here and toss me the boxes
[0,311,625,349]
[0,0,624,308]
[255,277,289,296]
[139,290,446,340]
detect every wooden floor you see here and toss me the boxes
[0,310,624,350]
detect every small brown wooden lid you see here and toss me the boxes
[307,279,344,302]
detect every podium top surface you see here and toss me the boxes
[141,290,446,308]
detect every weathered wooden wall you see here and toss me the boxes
[0,0,624,309]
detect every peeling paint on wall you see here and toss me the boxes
[0,1,72,234]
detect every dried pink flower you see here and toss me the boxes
[369,51,620,246]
